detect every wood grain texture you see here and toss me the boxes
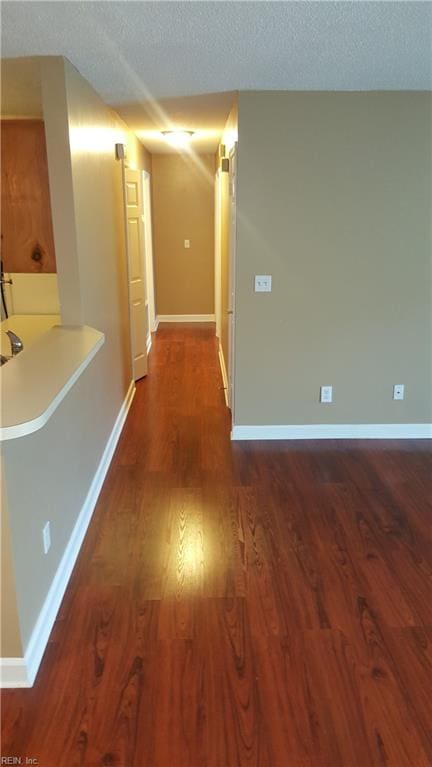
[1,120,56,273]
[1,324,431,766]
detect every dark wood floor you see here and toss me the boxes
[2,324,432,766]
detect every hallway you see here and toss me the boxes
[2,324,432,766]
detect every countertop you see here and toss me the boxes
[0,314,61,356]
[0,325,105,441]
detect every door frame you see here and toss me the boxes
[142,170,157,340]
[214,167,222,339]
[227,143,237,413]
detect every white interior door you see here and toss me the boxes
[228,145,237,411]
[124,167,148,380]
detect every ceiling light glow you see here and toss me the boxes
[161,130,195,148]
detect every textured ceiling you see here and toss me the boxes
[2,1,431,152]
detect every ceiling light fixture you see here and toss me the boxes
[161,130,195,148]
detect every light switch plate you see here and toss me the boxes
[254,275,272,292]
[184,239,190,249]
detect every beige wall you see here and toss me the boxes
[62,57,132,396]
[125,130,152,174]
[1,56,149,657]
[235,91,431,426]
[1,462,22,657]
[41,58,82,324]
[152,154,214,315]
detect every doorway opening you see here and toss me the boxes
[214,142,237,413]
[123,100,238,419]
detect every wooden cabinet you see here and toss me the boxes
[1,120,56,273]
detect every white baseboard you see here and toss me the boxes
[146,333,152,354]
[156,314,216,323]
[0,657,29,688]
[218,343,229,407]
[231,423,432,441]
[0,380,136,688]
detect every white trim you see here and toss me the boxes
[218,343,229,407]
[146,333,152,355]
[231,423,432,441]
[157,314,215,323]
[214,168,222,339]
[227,143,237,414]
[0,381,136,688]
[0,658,29,688]
[142,171,157,333]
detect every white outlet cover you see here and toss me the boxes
[254,275,272,292]
[184,239,190,249]
[320,385,333,403]
[393,384,405,400]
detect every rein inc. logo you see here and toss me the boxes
[1,759,38,765]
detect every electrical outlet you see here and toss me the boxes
[320,385,333,403]
[393,384,405,401]
[42,521,51,554]
[184,239,190,249]
[254,275,272,292]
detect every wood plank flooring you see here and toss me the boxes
[2,323,432,766]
